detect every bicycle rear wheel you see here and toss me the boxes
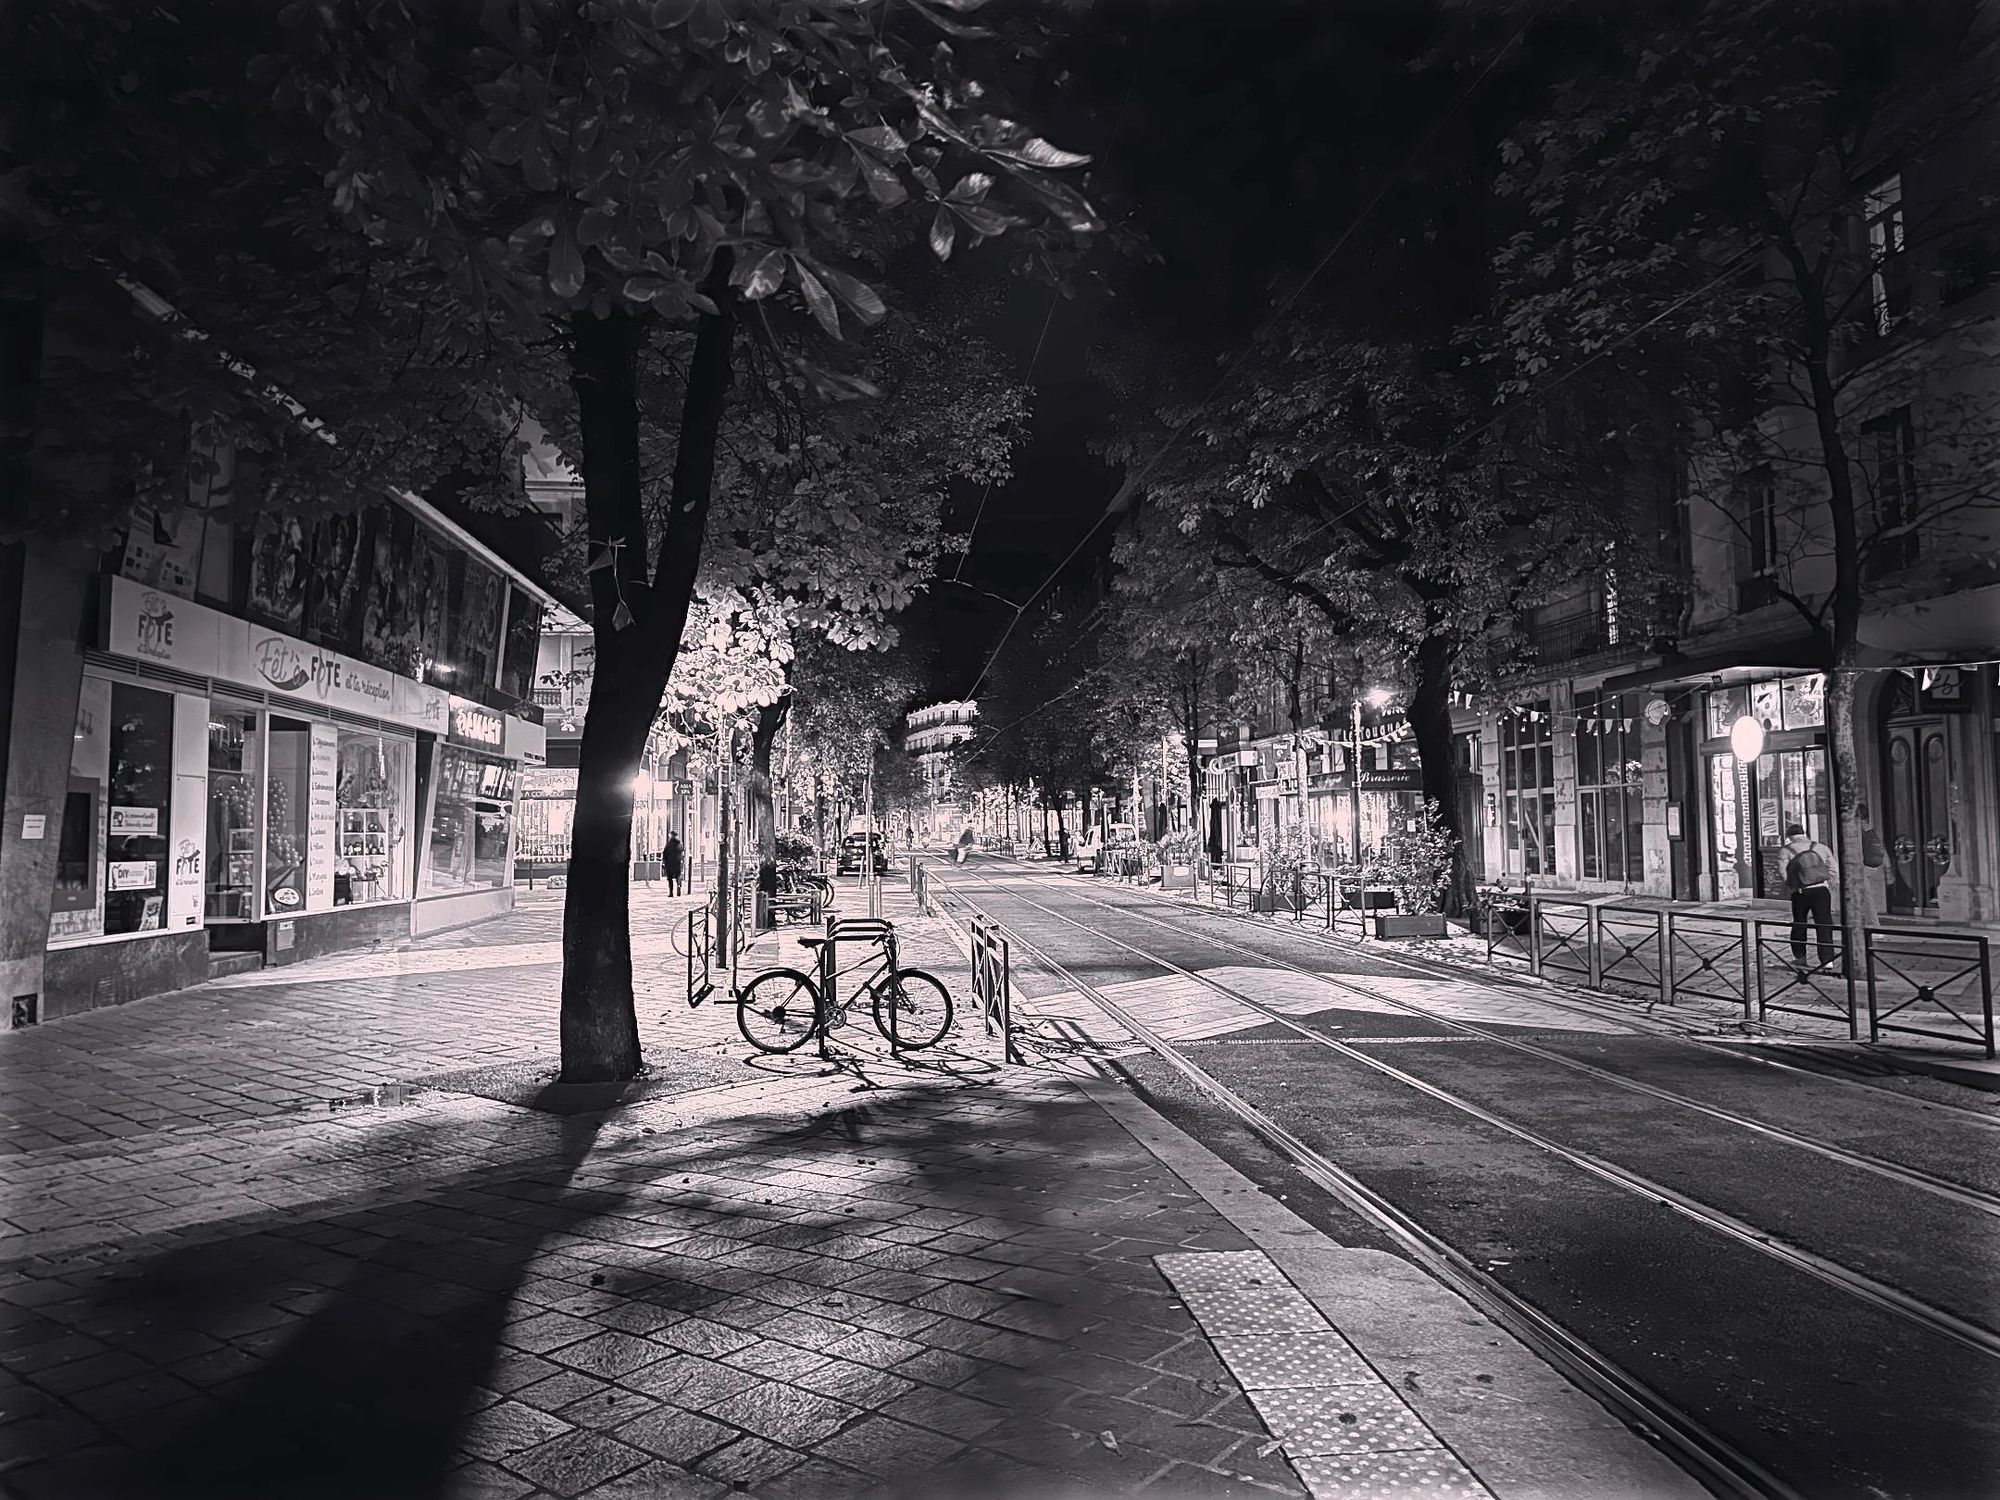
[870,968,953,1050]
[737,968,823,1053]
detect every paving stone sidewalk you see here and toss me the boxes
[0,888,713,1156]
[0,874,1701,1499]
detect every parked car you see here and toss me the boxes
[837,826,889,875]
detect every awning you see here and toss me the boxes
[1600,637,1825,695]
[1855,582,2000,660]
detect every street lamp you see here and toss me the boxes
[1350,688,1393,870]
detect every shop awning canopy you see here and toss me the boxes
[1600,637,1825,695]
[1603,583,2000,696]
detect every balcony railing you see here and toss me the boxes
[532,686,565,708]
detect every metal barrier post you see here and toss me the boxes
[1844,925,1861,1041]
[1586,903,1603,990]
[1000,935,1017,1063]
[1741,917,1757,1023]
[1656,910,1672,1008]
[1528,891,1543,976]
[816,931,833,1062]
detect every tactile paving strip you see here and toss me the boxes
[1178,1284,1331,1334]
[1213,1331,1379,1389]
[1156,1249,1284,1291]
[1245,1383,1440,1457]
[1292,1450,1492,1499]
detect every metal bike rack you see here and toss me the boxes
[686,903,714,1007]
[970,915,1019,1063]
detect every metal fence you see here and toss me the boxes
[1486,890,1993,1056]
[970,915,1020,1064]
[1865,927,1994,1054]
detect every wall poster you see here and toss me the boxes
[306,722,340,912]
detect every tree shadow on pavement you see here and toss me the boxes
[10,1088,623,1500]
[3,1080,1286,1500]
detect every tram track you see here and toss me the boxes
[928,872,1800,1500]
[1035,861,2000,1130]
[935,866,2000,1365]
[982,871,2000,1220]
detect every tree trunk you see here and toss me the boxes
[746,693,790,928]
[1797,302,1872,999]
[1409,626,1471,915]
[560,283,735,1083]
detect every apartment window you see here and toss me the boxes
[1861,406,1920,577]
[1865,173,1909,335]
[1575,691,1645,883]
[1735,466,1779,609]
[1498,701,1555,878]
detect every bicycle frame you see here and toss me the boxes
[813,932,899,1041]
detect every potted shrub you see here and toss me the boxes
[1158,829,1198,889]
[1368,801,1456,938]
[1254,825,1315,913]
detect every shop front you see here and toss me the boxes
[1698,673,1829,902]
[43,578,540,1007]
[411,696,541,936]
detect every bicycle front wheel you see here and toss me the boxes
[738,968,823,1054]
[870,968,953,1050]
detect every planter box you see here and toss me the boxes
[1373,913,1447,939]
[1253,891,1304,914]
[1161,864,1196,890]
[1334,887,1398,911]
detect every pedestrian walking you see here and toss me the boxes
[662,832,685,897]
[955,825,974,865]
[1782,823,1838,971]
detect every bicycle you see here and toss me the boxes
[736,918,953,1054]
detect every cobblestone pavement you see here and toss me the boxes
[0,889,711,1156]
[0,874,1693,1498]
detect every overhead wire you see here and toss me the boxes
[962,1,1548,703]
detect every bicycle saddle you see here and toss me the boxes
[797,934,831,948]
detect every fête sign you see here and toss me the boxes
[104,576,450,736]
[103,576,224,675]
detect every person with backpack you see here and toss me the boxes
[1782,823,1837,971]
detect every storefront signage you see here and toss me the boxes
[393,677,451,735]
[1357,770,1425,791]
[233,627,399,717]
[504,713,547,765]
[306,723,339,912]
[107,578,449,737]
[522,768,579,798]
[109,860,157,892]
[109,805,159,836]
[104,576,224,676]
[448,697,505,750]
[169,696,208,930]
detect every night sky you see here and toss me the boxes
[901,0,1516,699]
[919,273,1117,697]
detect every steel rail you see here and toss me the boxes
[934,878,1798,1500]
[945,869,2000,1363]
[1005,874,2000,1221]
[1004,858,2000,1131]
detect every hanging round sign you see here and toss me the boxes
[1728,714,1766,763]
[1644,697,1672,727]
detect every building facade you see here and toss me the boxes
[2,479,554,1026]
